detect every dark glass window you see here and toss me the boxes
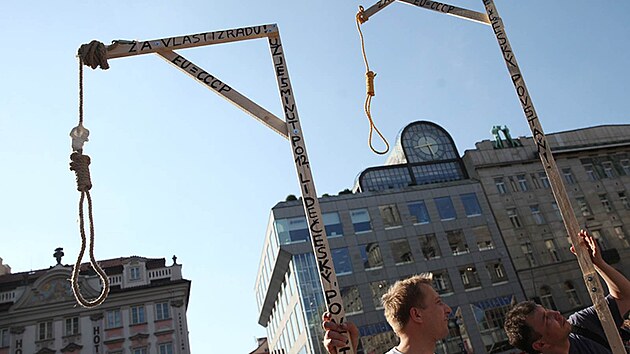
[461,193,482,217]
[275,217,309,244]
[389,239,414,265]
[323,212,343,237]
[435,197,456,220]
[360,243,384,269]
[360,167,413,192]
[408,201,430,224]
[411,162,464,185]
[351,209,372,233]
[332,248,353,275]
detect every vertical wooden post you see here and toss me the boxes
[482,1,624,352]
[268,31,355,354]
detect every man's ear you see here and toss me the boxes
[409,307,423,324]
[532,339,548,352]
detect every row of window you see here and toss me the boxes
[538,281,583,310]
[329,227,496,275]
[328,262,508,317]
[275,194,483,245]
[31,302,171,341]
[109,343,174,354]
[106,302,171,328]
[493,156,630,195]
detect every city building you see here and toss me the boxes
[255,121,526,354]
[463,124,630,315]
[0,249,191,354]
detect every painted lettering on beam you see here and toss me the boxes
[413,0,455,14]
[171,55,232,94]
[127,25,271,54]
[485,6,516,68]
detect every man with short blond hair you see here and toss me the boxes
[323,273,452,354]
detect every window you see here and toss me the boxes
[360,242,383,269]
[583,163,599,181]
[538,172,550,188]
[576,197,591,216]
[461,193,482,217]
[158,343,173,354]
[551,202,562,220]
[521,242,537,267]
[621,159,630,176]
[390,239,414,265]
[564,281,582,308]
[517,174,529,191]
[38,321,53,340]
[331,248,353,275]
[369,280,389,309]
[275,216,309,244]
[471,299,512,353]
[507,208,522,228]
[131,305,146,324]
[0,328,8,348]
[494,177,507,194]
[460,266,481,289]
[591,230,609,250]
[65,317,79,336]
[379,204,402,228]
[447,229,468,255]
[530,205,545,225]
[155,302,171,321]
[530,174,541,189]
[420,233,441,259]
[130,266,141,281]
[599,194,613,212]
[562,168,575,184]
[434,197,456,220]
[323,212,343,237]
[432,271,452,294]
[350,209,372,233]
[408,201,430,224]
[473,225,494,250]
[540,286,557,310]
[106,309,122,328]
[486,262,507,283]
[545,239,561,263]
[602,162,616,178]
[341,286,363,315]
[132,348,147,354]
[613,226,629,247]
[508,176,519,192]
[619,191,630,209]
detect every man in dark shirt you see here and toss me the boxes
[504,230,630,354]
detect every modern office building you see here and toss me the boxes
[463,124,630,315]
[255,121,526,354]
[0,249,191,354]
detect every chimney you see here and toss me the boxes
[0,257,11,275]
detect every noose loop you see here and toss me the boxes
[68,54,110,308]
[356,6,390,155]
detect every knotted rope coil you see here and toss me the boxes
[68,54,110,308]
[356,6,390,155]
[78,40,110,70]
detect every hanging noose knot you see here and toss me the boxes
[70,152,92,192]
[78,40,110,70]
[366,71,376,97]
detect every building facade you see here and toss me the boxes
[463,124,630,316]
[0,250,191,354]
[255,121,526,354]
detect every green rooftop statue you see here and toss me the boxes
[492,125,504,148]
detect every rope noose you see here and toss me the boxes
[69,47,110,308]
[357,6,390,155]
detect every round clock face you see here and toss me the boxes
[414,136,440,159]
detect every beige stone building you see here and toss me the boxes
[463,124,630,315]
[0,250,191,354]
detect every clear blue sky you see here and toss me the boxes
[1,1,628,353]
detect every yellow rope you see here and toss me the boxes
[356,6,390,155]
[68,56,110,308]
